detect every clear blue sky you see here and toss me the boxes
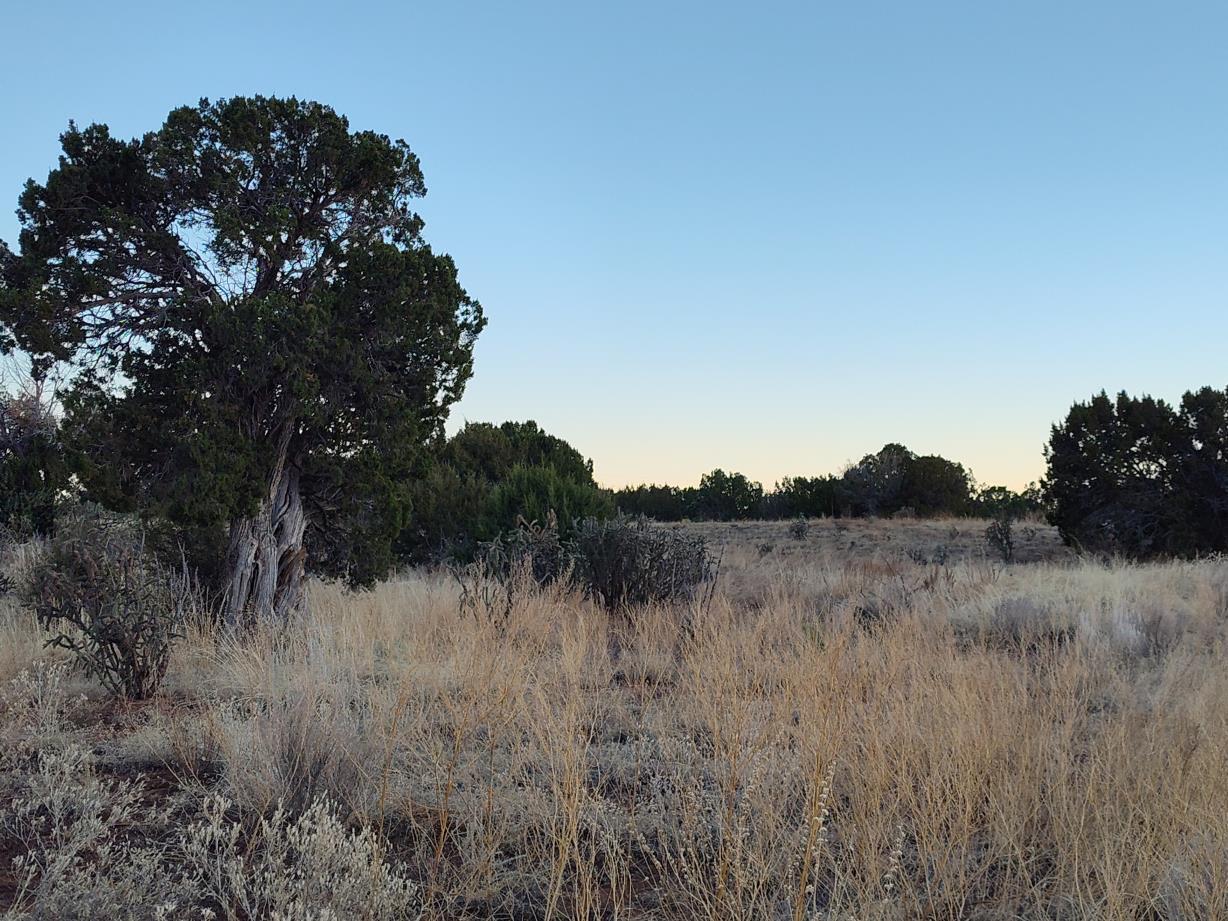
[3,1,1226,489]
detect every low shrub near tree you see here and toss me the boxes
[20,512,190,699]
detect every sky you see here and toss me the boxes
[2,1,1226,491]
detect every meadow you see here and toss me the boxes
[2,518,1227,920]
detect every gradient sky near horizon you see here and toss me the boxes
[2,2,1226,490]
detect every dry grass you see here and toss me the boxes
[2,520,1228,919]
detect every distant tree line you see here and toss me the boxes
[615,444,1044,523]
[7,378,1228,571]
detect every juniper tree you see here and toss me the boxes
[1043,389,1228,557]
[0,96,484,625]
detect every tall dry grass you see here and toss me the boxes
[2,534,1228,919]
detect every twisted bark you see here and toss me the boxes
[222,456,307,629]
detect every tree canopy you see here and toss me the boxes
[1044,388,1228,557]
[400,420,610,561]
[0,96,484,623]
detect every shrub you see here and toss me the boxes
[207,687,373,818]
[2,743,181,919]
[788,517,809,541]
[452,515,571,632]
[479,513,570,586]
[183,794,423,920]
[570,516,716,613]
[20,513,186,699]
[985,512,1014,563]
[400,464,491,563]
[483,464,613,538]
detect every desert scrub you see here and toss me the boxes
[2,743,185,920]
[19,513,188,699]
[571,515,716,612]
[984,511,1015,563]
[0,743,421,919]
[182,794,422,920]
[451,514,573,632]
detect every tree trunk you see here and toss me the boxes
[222,459,307,629]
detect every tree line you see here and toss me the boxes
[614,446,1044,523]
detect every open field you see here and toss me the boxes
[3,520,1228,919]
[681,516,1071,567]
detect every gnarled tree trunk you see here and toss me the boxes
[222,458,307,629]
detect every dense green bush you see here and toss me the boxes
[900,453,972,517]
[445,420,596,485]
[401,465,491,562]
[483,465,613,539]
[400,420,612,563]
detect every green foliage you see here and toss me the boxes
[0,386,68,538]
[1044,388,1228,558]
[615,449,979,524]
[840,443,912,516]
[695,469,763,520]
[614,483,697,521]
[484,465,613,539]
[761,475,843,519]
[456,515,716,616]
[400,420,610,563]
[901,453,972,516]
[451,516,571,632]
[401,464,491,562]
[477,513,571,587]
[972,483,1045,519]
[445,420,595,485]
[570,515,716,613]
[1,96,484,614]
[20,512,186,699]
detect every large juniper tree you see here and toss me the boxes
[1044,388,1228,557]
[0,97,484,625]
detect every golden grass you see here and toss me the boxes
[2,524,1228,919]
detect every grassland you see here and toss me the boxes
[2,519,1227,919]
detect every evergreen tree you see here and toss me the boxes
[1,97,484,624]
